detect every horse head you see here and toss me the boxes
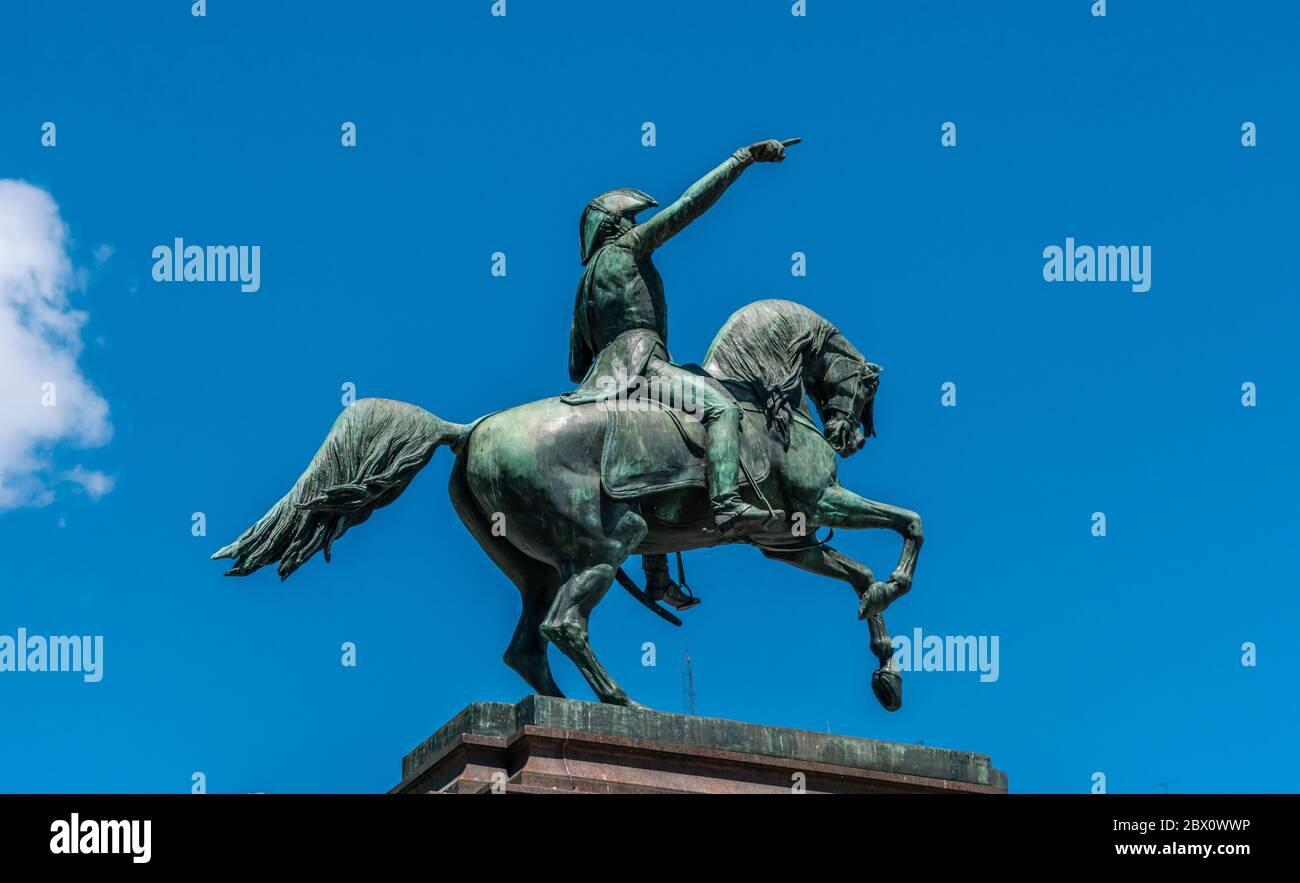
[702,299,883,457]
[808,344,882,458]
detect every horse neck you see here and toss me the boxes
[703,305,843,402]
[820,330,865,364]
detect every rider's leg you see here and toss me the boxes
[647,358,783,533]
[642,552,698,610]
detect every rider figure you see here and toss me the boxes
[563,140,790,608]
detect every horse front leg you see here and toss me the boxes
[812,484,923,620]
[759,543,904,711]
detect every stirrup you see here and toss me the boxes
[648,579,700,611]
[662,582,700,611]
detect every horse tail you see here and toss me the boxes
[212,398,470,580]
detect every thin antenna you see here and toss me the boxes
[682,648,696,716]
[1153,779,1179,794]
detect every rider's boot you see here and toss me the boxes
[643,554,700,610]
[706,409,784,535]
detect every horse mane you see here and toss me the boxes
[704,299,841,398]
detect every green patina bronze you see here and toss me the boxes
[213,140,923,713]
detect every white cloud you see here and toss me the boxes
[0,180,112,509]
[92,243,115,265]
[64,466,116,501]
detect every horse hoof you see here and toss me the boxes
[871,669,902,712]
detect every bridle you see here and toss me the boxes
[819,360,879,445]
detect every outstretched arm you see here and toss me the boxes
[623,139,788,255]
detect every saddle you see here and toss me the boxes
[600,365,772,499]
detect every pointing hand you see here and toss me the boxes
[746,139,788,163]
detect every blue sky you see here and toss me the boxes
[0,0,1296,793]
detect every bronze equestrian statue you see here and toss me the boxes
[565,138,797,612]
[213,141,924,713]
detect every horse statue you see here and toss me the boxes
[212,299,923,712]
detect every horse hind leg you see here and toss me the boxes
[448,455,563,697]
[540,505,648,707]
[504,571,563,697]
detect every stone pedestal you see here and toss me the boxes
[392,695,1007,794]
